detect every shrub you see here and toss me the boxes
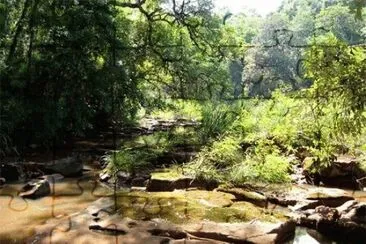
[107,149,153,174]
[186,136,291,184]
[230,153,291,184]
[185,136,242,181]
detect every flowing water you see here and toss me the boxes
[290,227,337,244]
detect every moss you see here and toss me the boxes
[150,167,185,180]
[231,202,287,222]
[219,187,266,201]
[115,190,286,224]
[184,190,235,207]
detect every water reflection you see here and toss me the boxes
[0,175,110,243]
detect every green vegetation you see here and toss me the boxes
[150,166,184,180]
[1,0,366,186]
[149,100,203,121]
[185,88,366,184]
[106,126,200,173]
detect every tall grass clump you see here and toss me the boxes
[185,136,243,182]
[109,149,153,173]
[199,103,238,144]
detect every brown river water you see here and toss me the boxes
[0,173,113,243]
[1,170,366,243]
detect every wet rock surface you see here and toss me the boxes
[304,155,366,189]
[217,187,268,208]
[293,200,366,243]
[0,156,84,183]
[19,178,51,199]
[183,220,296,244]
[27,196,294,244]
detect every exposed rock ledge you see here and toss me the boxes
[292,200,366,243]
[27,198,295,244]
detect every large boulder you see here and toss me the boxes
[304,155,366,189]
[295,200,366,243]
[339,201,366,224]
[43,156,83,177]
[19,174,64,199]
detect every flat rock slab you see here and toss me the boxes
[90,216,295,244]
[182,220,296,244]
[268,185,355,210]
[306,188,353,200]
[27,196,294,244]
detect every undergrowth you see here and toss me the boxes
[185,91,366,185]
[107,127,200,174]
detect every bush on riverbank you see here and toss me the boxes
[184,90,366,185]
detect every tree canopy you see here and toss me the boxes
[1,0,365,155]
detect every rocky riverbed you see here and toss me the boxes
[1,162,365,243]
[1,119,366,243]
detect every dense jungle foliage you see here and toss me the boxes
[1,0,366,184]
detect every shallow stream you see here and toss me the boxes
[1,127,365,243]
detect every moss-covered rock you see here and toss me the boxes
[147,169,218,191]
[116,190,286,224]
[217,186,268,207]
